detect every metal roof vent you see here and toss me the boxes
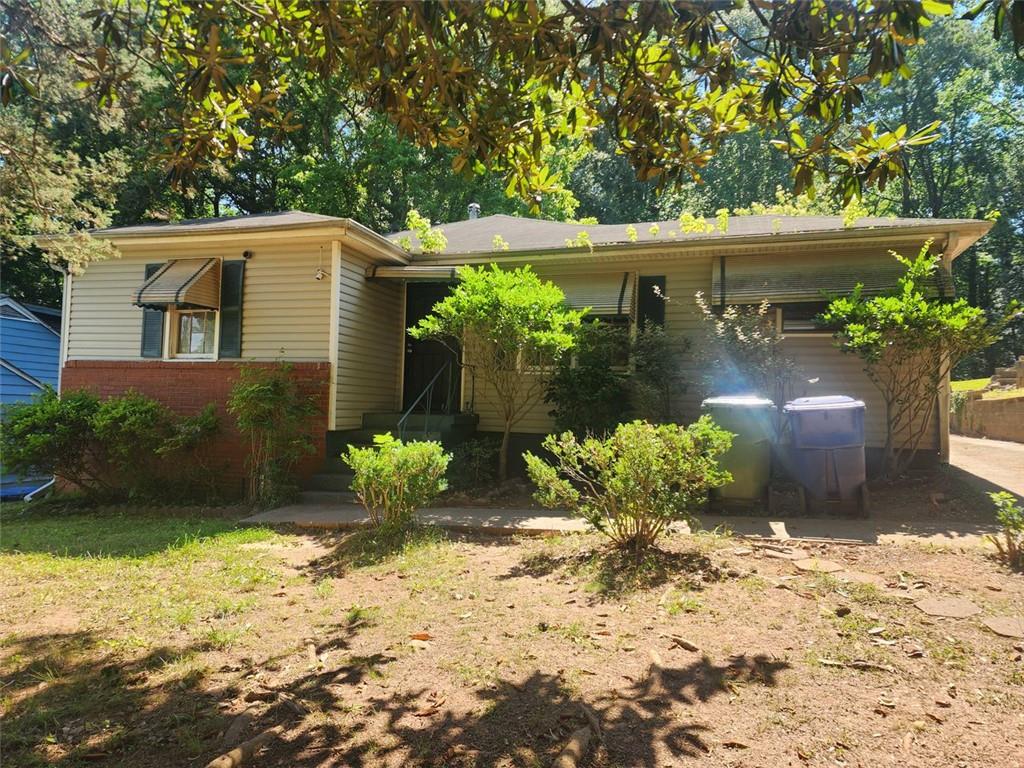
[468,202,481,220]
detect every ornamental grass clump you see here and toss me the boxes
[524,418,733,553]
[344,434,451,529]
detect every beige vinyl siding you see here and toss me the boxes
[469,248,939,450]
[334,251,404,430]
[66,256,149,359]
[783,336,938,451]
[471,257,712,434]
[241,245,330,359]
[65,243,332,361]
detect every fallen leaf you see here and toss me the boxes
[409,632,433,641]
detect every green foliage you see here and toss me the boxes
[0,388,220,501]
[630,325,691,423]
[157,404,222,500]
[409,264,584,480]
[447,437,500,492]
[545,322,690,435]
[397,208,448,254]
[695,293,798,407]
[10,1,1013,209]
[821,242,1014,476]
[1,388,101,493]
[344,434,450,529]
[525,418,733,552]
[545,321,631,436]
[91,391,176,497]
[227,364,318,507]
[986,491,1023,570]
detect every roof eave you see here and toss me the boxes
[413,221,993,264]
[36,219,409,264]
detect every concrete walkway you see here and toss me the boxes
[242,502,998,548]
[948,434,1024,496]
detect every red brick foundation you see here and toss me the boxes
[61,360,330,497]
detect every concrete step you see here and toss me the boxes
[299,489,359,505]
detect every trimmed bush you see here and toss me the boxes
[525,418,732,552]
[1,388,220,501]
[344,433,450,529]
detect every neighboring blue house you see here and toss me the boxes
[1,294,61,498]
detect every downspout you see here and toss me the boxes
[57,265,71,394]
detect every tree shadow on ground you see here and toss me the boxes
[500,543,722,600]
[0,631,238,766]
[268,650,790,767]
[2,622,789,767]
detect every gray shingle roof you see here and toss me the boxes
[390,213,988,255]
[91,210,345,237]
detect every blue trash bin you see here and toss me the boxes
[783,396,868,515]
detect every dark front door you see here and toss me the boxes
[403,283,460,412]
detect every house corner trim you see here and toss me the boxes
[328,240,342,430]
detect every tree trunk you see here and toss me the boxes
[498,423,511,483]
[883,400,896,479]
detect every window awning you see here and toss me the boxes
[554,272,635,316]
[711,255,953,304]
[133,258,221,310]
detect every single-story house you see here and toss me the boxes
[52,210,991,494]
[1,294,62,498]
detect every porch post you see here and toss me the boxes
[937,232,958,464]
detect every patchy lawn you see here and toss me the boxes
[2,509,1022,768]
[951,378,991,393]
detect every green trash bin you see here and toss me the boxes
[701,395,777,505]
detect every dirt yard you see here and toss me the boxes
[1,509,1022,768]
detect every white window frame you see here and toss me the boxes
[775,304,832,337]
[167,308,221,360]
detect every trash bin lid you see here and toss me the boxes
[702,395,776,409]
[783,395,865,412]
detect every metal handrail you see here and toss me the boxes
[397,359,453,441]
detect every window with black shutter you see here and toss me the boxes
[140,263,165,358]
[218,260,245,358]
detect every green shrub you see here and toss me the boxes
[157,404,222,501]
[524,417,733,552]
[227,364,318,507]
[544,322,690,436]
[2,388,104,493]
[545,321,631,436]
[1,388,221,502]
[630,325,690,424]
[447,437,500,492]
[987,491,1023,570]
[92,390,175,497]
[344,433,450,529]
